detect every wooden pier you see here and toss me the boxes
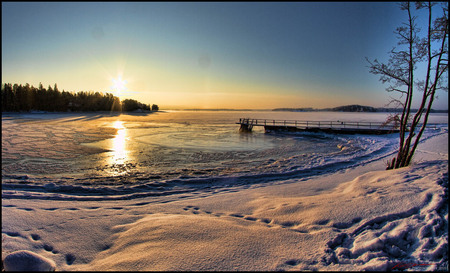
[237,118,400,135]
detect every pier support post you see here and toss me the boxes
[239,123,252,132]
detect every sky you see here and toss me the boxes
[2,2,448,110]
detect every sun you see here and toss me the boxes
[111,76,127,95]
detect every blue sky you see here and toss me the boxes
[2,2,448,109]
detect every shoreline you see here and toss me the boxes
[2,129,448,271]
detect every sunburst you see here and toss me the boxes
[111,76,127,96]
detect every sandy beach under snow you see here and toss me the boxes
[2,117,448,271]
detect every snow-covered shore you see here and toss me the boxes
[2,129,448,271]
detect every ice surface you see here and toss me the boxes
[3,111,416,200]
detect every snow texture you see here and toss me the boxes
[3,250,56,271]
[1,112,448,271]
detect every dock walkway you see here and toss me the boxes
[237,118,400,135]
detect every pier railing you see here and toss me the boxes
[237,118,398,130]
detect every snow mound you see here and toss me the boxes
[79,213,302,271]
[3,250,56,271]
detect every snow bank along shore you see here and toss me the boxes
[2,127,448,271]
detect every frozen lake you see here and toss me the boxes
[2,110,447,200]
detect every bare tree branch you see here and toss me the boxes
[367,1,448,169]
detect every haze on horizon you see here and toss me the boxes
[2,2,448,110]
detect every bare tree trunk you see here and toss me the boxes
[405,2,448,167]
[373,1,448,170]
[389,2,415,169]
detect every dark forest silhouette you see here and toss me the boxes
[1,83,158,113]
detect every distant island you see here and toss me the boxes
[273,104,448,113]
[1,83,158,113]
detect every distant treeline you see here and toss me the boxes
[273,104,448,113]
[1,83,158,112]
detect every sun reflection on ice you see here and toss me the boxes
[110,120,129,169]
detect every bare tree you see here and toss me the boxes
[367,1,448,169]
